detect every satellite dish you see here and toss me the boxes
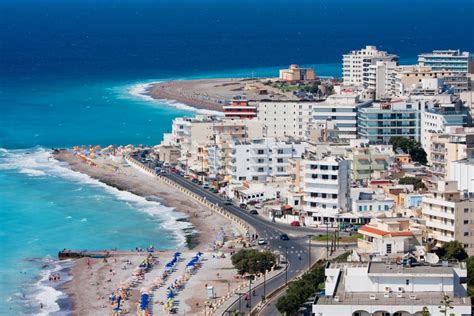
[425,252,439,265]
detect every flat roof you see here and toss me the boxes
[368,262,453,276]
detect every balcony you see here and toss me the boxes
[426,220,455,232]
[422,208,455,220]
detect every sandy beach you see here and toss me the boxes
[53,151,248,315]
[145,78,297,112]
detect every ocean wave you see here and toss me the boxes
[0,147,192,246]
[128,82,224,116]
[32,257,73,316]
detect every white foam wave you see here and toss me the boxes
[33,257,72,316]
[128,82,224,116]
[0,147,191,247]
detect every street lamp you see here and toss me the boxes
[325,220,329,259]
[285,246,289,285]
[308,234,313,270]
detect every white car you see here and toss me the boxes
[257,239,266,245]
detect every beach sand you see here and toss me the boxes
[146,78,297,111]
[54,151,246,315]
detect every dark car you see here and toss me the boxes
[239,203,247,209]
[280,233,290,241]
[249,209,258,215]
[191,178,198,184]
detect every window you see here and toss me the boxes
[332,166,339,171]
[257,149,264,155]
[257,167,264,172]
[331,175,337,180]
[252,176,258,181]
[322,175,329,180]
[464,232,469,236]
[464,220,469,225]
[465,208,469,213]
[277,167,284,172]
[405,279,409,285]
[277,158,283,163]
[386,244,392,254]
[277,149,284,154]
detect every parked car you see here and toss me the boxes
[257,239,266,245]
[202,183,210,189]
[191,178,198,184]
[224,199,233,205]
[249,209,258,215]
[290,221,300,227]
[239,203,247,209]
[280,233,290,241]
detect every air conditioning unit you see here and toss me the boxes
[369,295,376,300]
[398,287,405,293]
[409,294,417,300]
[334,296,340,302]
[383,293,390,298]
[396,293,403,298]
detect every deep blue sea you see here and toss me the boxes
[0,0,472,314]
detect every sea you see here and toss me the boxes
[0,0,472,314]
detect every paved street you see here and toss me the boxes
[160,170,333,315]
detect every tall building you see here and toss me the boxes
[311,94,372,141]
[342,45,398,87]
[279,64,316,82]
[448,158,474,194]
[292,151,351,224]
[418,49,473,73]
[366,60,398,99]
[357,101,421,144]
[421,180,474,256]
[228,138,307,182]
[253,101,313,140]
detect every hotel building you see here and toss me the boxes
[357,101,421,144]
[418,49,473,74]
[342,45,398,87]
[223,96,257,119]
[253,100,313,140]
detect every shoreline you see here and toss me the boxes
[142,77,299,113]
[51,149,242,315]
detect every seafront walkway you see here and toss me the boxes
[124,154,345,315]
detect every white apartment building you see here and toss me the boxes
[448,158,474,194]
[342,45,398,87]
[351,189,395,215]
[313,261,470,316]
[229,138,307,182]
[421,180,474,256]
[311,94,371,141]
[295,154,351,224]
[366,60,398,100]
[420,101,471,151]
[253,100,312,140]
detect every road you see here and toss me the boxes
[159,170,331,315]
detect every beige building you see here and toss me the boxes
[395,65,471,94]
[157,145,180,165]
[357,217,424,256]
[424,127,474,178]
[279,64,315,82]
[421,180,474,255]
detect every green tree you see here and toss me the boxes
[231,249,276,276]
[438,294,454,316]
[389,136,427,165]
[398,176,427,191]
[465,256,474,295]
[438,241,468,261]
